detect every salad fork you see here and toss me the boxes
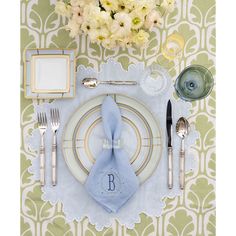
[37,112,47,186]
[50,108,60,186]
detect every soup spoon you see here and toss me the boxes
[176,117,190,190]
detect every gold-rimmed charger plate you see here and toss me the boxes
[62,94,162,184]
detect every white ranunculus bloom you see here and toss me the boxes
[132,30,150,47]
[89,28,110,43]
[129,10,144,30]
[54,0,176,48]
[67,19,81,37]
[100,0,119,12]
[144,10,163,30]
[136,0,156,16]
[161,0,176,13]
[111,12,132,37]
[102,38,117,49]
[117,36,133,48]
[55,1,71,17]
[117,0,135,12]
[70,0,81,6]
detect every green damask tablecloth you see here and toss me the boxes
[21,0,215,235]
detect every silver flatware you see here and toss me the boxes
[37,112,47,186]
[166,100,173,189]
[176,117,190,190]
[50,108,60,186]
[82,77,138,88]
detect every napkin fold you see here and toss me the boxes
[85,96,139,213]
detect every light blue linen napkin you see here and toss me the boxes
[85,96,139,213]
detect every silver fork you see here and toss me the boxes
[50,108,60,186]
[37,112,47,186]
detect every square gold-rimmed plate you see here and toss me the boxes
[31,54,70,93]
[24,49,76,99]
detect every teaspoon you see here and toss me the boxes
[82,78,138,89]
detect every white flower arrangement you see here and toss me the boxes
[55,0,176,49]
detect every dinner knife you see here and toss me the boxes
[166,100,173,189]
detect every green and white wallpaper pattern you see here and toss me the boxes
[20,0,215,235]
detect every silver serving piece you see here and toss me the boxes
[82,78,138,88]
[176,117,190,189]
[37,112,47,186]
[50,108,60,186]
[166,100,173,189]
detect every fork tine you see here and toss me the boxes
[39,113,42,125]
[56,109,59,124]
[50,109,53,125]
[53,109,55,125]
[37,113,40,124]
[44,113,47,126]
[42,113,45,126]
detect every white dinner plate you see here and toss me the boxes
[62,94,162,184]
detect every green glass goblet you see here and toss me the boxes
[175,65,214,101]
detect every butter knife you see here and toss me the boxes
[166,100,173,189]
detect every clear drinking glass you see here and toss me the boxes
[140,64,171,96]
[175,65,214,101]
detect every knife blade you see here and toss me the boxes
[166,100,173,189]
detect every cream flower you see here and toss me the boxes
[136,0,156,16]
[132,30,150,47]
[71,0,98,7]
[70,0,81,7]
[117,36,133,48]
[97,11,113,26]
[102,38,117,49]
[111,12,132,37]
[83,4,100,17]
[55,1,71,17]
[81,21,92,33]
[89,28,110,43]
[117,0,135,12]
[161,0,176,13]
[130,10,144,30]
[71,6,83,24]
[144,10,163,30]
[100,0,119,12]
[67,19,81,37]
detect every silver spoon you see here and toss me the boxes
[176,117,190,190]
[82,78,138,89]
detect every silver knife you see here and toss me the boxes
[166,100,173,189]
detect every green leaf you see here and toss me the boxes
[21,216,32,236]
[174,24,197,56]
[146,31,159,56]
[117,57,132,71]
[20,28,36,64]
[20,154,32,185]
[192,0,215,24]
[45,217,73,236]
[127,214,154,236]
[208,153,216,178]
[187,178,215,213]
[30,0,58,33]
[167,210,194,236]
[85,222,113,236]
[206,213,216,236]
[49,29,77,49]
[195,115,214,150]
[24,185,55,221]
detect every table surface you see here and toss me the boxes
[20,0,215,235]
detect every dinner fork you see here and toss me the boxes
[50,108,60,186]
[37,112,47,186]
